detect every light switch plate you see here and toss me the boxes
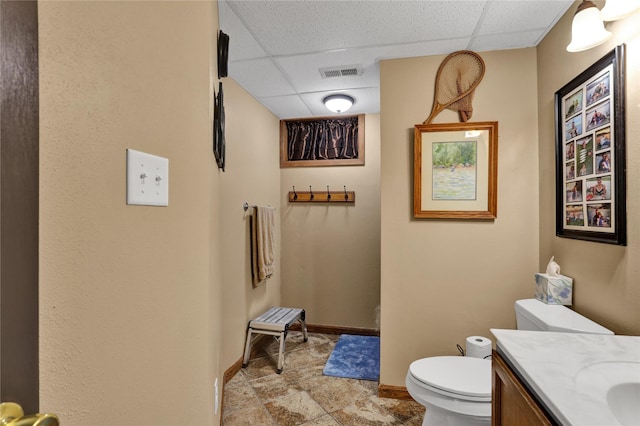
[126,149,169,206]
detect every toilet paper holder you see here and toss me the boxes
[457,336,493,359]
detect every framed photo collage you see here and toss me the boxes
[555,45,626,245]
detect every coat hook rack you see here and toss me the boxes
[288,185,355,204]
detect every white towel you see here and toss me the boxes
[251,206,275,286]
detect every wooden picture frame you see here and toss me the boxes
[280,114,365,168]
[414,121,498,219]
[554,45,626,245]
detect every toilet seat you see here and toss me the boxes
[408,356,491,402]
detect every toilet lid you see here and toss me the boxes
[409,356,491,401]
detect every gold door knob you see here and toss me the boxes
[0,403,59,426]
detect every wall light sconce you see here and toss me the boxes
[567,0,612,52]
[323,94,354,113]
[600,0,640,21]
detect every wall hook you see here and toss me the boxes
[288,186,354,204]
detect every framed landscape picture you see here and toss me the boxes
[554,45,626,245]
[413,121,498,219]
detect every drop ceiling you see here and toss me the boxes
[218,0,574,119]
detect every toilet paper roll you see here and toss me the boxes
[466,336,492,359]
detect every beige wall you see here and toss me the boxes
[537,2,640,335]
[38,2,280,425]
[280,114,381,329]
[379,48,540,386]
[220,78,282,367]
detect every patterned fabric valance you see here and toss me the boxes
[285,116,359,161]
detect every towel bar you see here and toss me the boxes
[243,202,276,211]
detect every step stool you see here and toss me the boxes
[242,307,308,374]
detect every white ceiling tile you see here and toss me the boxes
[230,58,296,98]
[274,51,379,94]
[274,37,471,95]
[226,1,486,56]
[258,95,312,120]
[371,38,474,61]
[469,30,546,52]
[477,1,573,34]
[218,0,268,61]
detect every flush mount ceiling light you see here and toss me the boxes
[567,0,612,52]
[600,0,640,21]
[323,94,354,113]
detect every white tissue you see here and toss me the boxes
[536,255,573,305]
[545,256,561,277]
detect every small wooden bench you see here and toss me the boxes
[242,307,308,374]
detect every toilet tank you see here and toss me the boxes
[515,299,613,334]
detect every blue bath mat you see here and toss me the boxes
[323,334,380,381]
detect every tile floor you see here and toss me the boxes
[222,331,425,425]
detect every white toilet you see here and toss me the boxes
[406,298,614,426]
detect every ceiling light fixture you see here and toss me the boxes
[567,0,612,52]
[323,94,354,113]
[600,0,640,21]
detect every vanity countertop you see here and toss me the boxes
[491,328,640,426]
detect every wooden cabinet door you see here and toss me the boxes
[492,351,554,426]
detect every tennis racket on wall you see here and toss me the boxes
[423,50,485,125]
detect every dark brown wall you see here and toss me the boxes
[0,0,39,412]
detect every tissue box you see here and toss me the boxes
[535,273,573,305]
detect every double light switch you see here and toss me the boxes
[126,149,169,206]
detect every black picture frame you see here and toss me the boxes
[217,30,229,79]
[554,44,626,245]
[213,81,225,171]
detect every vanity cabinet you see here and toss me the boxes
[492,350,555,426]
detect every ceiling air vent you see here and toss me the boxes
[319,65,363,79]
